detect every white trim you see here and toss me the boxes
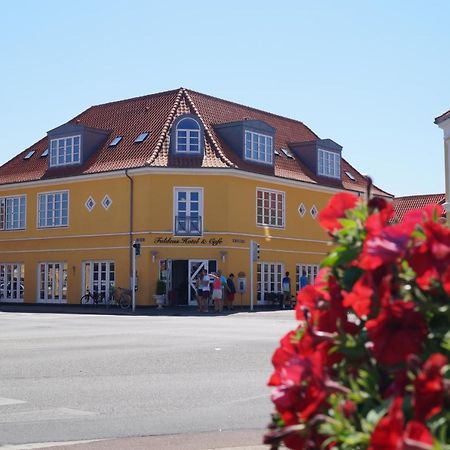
[256,187,285,229]
[0,194,27,231]
[0,229,331,245]
[37,190,69,228]
[37,262,68,304]
[0,166,371,196]
[244,130,273,164]
[173,186,204,236]
[49,135,81,168]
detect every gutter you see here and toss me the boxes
[125,169,134,280]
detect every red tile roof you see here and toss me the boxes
[0,87,391,196]
[392,193,446,222]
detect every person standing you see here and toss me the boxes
[200,269,211,312]
[225,273,236,310]
[282,271,292,309]
[211,272,223,312]
[300,270,309,290]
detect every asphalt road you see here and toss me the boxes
[0,310,295,447]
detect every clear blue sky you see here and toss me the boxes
[1,0,448,196]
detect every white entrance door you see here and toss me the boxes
[188,260,208,306]
[0,263,24,302]
[82,261,115,299]
[38,262,68,303]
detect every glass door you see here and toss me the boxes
[82,261,115,301]
[188,260,208,306]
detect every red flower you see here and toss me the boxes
[369,396,404,450]
[413,353,448,421]
[318,192,358,233]
[270,350,327,421]
[403,421,433,450]
[343,272,374,318]
[366,301,428,366]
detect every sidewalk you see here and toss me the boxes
[2,430,271,450]
[0,303,285,316]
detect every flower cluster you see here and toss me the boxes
[265,192,450,449]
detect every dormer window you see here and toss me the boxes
[50,136,81,167]
[318,148,340,179]
[176,117,201,153]
[244,130,273,164]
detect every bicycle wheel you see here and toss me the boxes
[80,294,91,305]
[119,292,131,309]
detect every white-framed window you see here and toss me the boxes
[245,130,273,164]
[82,261,115,299]
[0,263,24,302]
[38,262,68,303]
[38,191,69,228]
[50,135,81,167]
[295,264,319,293]
[257,262,284,303]
[318,148,340,178]
[174,187,203,235]
[256,188,285,228]
[0,195,26,230]
[176,117,201,153]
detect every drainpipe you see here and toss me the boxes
[125,169,134,282]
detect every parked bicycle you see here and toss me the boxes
[80,287,131,309]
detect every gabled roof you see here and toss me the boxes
[434,109,450,125]
[392,193,446,223]
[0,87,391,196]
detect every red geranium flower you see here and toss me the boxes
[403,421,433,450]
[369,396,404,450]
[413,353,448,421]
[366,301,428,366]
[318,192,358,233]
[343,272,374,318]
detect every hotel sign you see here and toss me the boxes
[153,237,224,246]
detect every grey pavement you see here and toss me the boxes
[0,306,295,449]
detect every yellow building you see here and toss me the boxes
[0,88,390,308]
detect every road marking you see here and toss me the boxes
[0,439,104,449]
[0,398,26,406]
[0,407,97,424]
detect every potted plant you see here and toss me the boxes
[153,279,166,308]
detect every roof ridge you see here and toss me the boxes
[394,193,446,199]
[146,88,185,165]
[181,88,236,168]
[185,88,319,139]
[88,88,182,110]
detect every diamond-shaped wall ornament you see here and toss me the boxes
[298,203,306,218]
[102,194,112,210]
[85,196,96,212]
[310,205,318,219]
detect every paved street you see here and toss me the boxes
[0,310,295,448]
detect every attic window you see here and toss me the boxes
[24,150,35,160]
[274,149,280,156]
[109,136,123,147]
[176,117,201,153]
[345,171,356,181]
[318,148,340,179]
[280,148,294,159]
[41,149,49,157]
[245,130,273,164]
[134,132,149,143]
[50,135,81,167]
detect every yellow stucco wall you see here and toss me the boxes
[0,170,337,306]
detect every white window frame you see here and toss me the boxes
[318,148,340,179]
[244,130,273,164]
[257,262,284,304]
[0,263,24,302]
[37,190,69,228]
[38,262,68,304]
[256,188,285,228]
[82,261,115,299]
[176,118,201,154]
[50,135,81,167]
[295,264,319,293]
[0,195,26,230]
[173,187,204,235]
